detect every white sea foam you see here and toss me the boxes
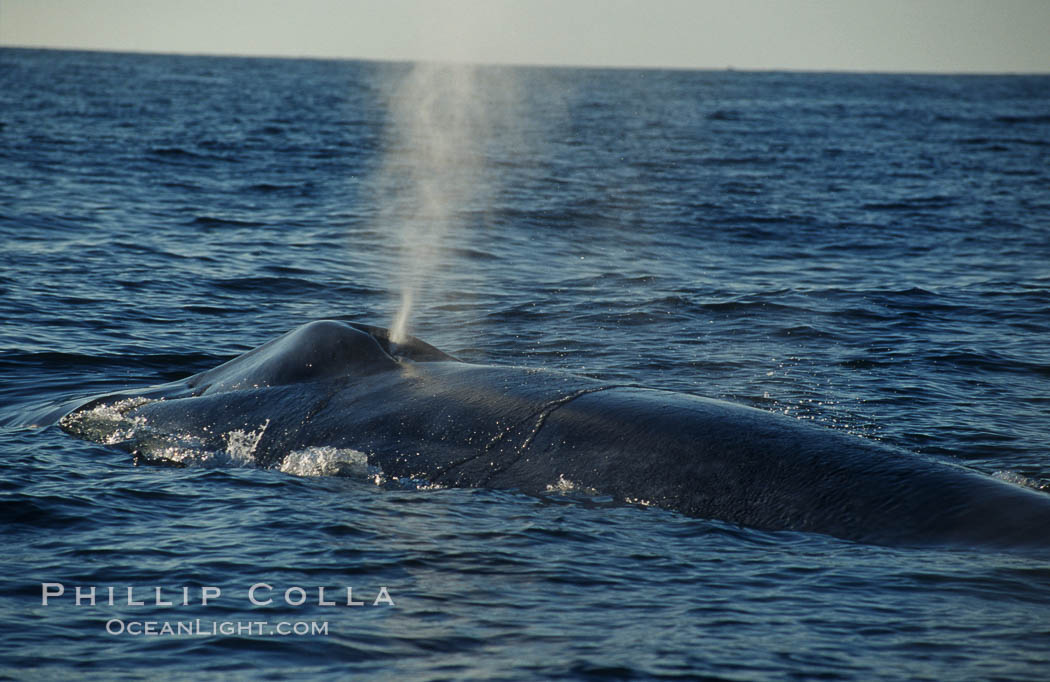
[279,446,384,483]
[546,473,578,494]
[545,474,599,497]
[58,397,153,445]
[993,470,1049,491]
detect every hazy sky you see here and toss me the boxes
[2,0,1048,73]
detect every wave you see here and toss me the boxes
[188,215,266,228]
[995,114,1050,124]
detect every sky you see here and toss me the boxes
[2,0,1049,73]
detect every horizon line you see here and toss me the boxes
[3,44,1048,78]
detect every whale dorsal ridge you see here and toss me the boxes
[187,320,398,395]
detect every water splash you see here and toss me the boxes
[280,446,383,481]
[223,419,270,466]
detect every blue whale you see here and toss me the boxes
[61,320,1050,548]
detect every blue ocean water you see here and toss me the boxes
[2,47,1050,679]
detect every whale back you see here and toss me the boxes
[58,320,1050,549]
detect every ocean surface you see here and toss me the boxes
[2,47,1049,680]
